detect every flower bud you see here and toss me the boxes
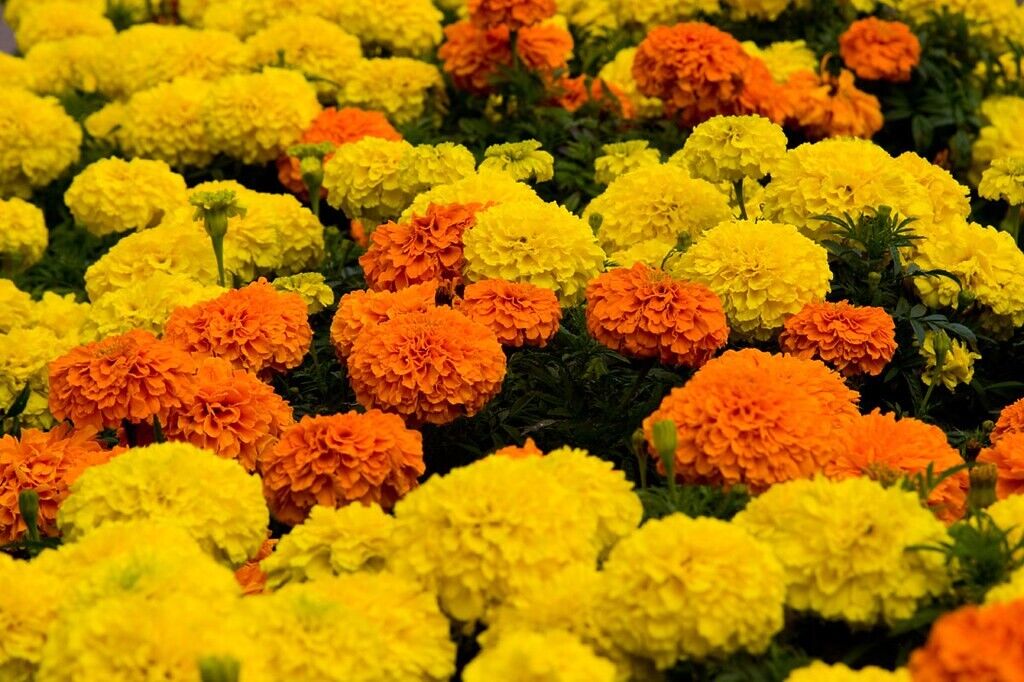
[968,462,999,511]
[651,419,677,482]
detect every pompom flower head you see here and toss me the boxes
[347,307,507,425]
[585,263,729,367]
[839,18,921,83]
[908,599,1024,680]
[919,331,979,391]
[0,197,47,275]
[465,630,617,682]
[260,410,425,525]
[786,662,909,682]
[992,396,1024,444]
[0,86,82,198]
[784,68,884,140]
[455,279,562,348]
[977,433,1024,499]
[643,349,859,491]
[734,477,950,625]
[593,140,662,185]
[271,272,334,314]
[979,155,1024,205]
[322,137,415,225]
[778,300,897,376]
[330,282,438,358]
[479,140,555,182]
[469,0,555,29]
[679,114,788,184]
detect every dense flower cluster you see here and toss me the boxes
[455,279,563,348]
[778,301,897,376]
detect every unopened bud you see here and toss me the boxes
[18,489,39,541]
[968,462,999,511]
[957,289,977,309]
[651,419,677,483]
[588,212,603,232]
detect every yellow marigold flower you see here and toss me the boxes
[203,67,321,165]
[979,156,1024,205]
[272,272,335,314]
[58,442,270,567]
[0,86,81,198]
[734,477,950,625]
[22,36,104,94]
[0,279,33,333]
[13,1,114,52]
[680,114,788,184]
[919,331,979,391]
[891,0,1019,44]
[583,164,732,253]
[985,564,1024,604]
[894,152,971,227]
[3,0,105,27]
[85,272,224,338]
[30,291,91,342]
[464,200,606,304]
[593,140,661,185]
[64,158,188,238]
[0,197,46,275]
[323,137,416,224]
[117,77,215,168]
[401,168,540,221]
[972,96,1024,186]
[0,53,31,90]
[389,455,600,622]
[330,0,443,57]
[988,495,1024,558]
[600,514,786,668]
[465,630,617,682]
[597,47,663,119]
[743,39,817,81]
[480,140,555,182]
[608,238,675,268]
[606,0,721,27]
[669,220,831,341]
[245,15,362,98]
[338,57,444,126]
[82,101,124,143]
[397,142,477,196]
[786,662,910,682]
[0,327,79,429]
[263,504,394,588]
[560,0,617,37]
[762,138,934,241]
[0,553,63,680]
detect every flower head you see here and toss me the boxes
[322,137,415,224]
[920,331,980,391]
[593,141,662,185]
[839,18,921,82]
[469,0,555,29]
[271,273,335,314]
[480,140,555,183]
[908,600,1024,680]
[979,156,1024,206]
[117,77,216,168]
[330,0,443,57]
[977,433,1024,500]
[779,301,896,376]
[438,20,512,94]
[330,282,438,358]
[13,1,113,52]
[680,114,788,184]
[402,168,539,221]
[338,57,443,126]
[784,68,883,140]
[465,630,617,682]
[0,197,47,275]
[455,279,562,348]
[992,396,1024,444]
[0,86,82,198]
[786,662,909,682]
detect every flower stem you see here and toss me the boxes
[734,179,748,220]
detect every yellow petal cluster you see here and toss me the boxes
[742,39,817,80]
[0,86,82,198]
[323,138,416,224]
[480,140,555,183]
[593,141,662,185]
[919,332,980,391]
[401,168,540,221]
[785,662,910,682]
[116,77,217,168]
[338,57,444,126]
[331,0,443,57]
[272,273,335,314]
[679,114,788,184]
[0,197,47,274]
[465,630,617,682]
[13,1,114,52]
[979,156,1024,205]
[85,272,225,338]
[971,96,1024,185]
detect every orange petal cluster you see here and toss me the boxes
[165,357,294,473]
[0,425,118,542]
[360,203,486,292]
[642,349,860,491]
[49,329,196,430]
[347,307,507,425]
[784,68,883,139]
[234,537,277,595]
[990,397,1024,444]
[455,279,562,348]
[552,75,635,118]
[909,599,1024,680]
[492,437,544,458]
[585,264,729,368]
[826,410,967,523]
[277,107,402,195]
[468,0,555,30]
[839,18,921,83]
[260,410,425,525]
[164,279,312,377]
[330,281,438,357]
[778,300,897,377]
[977,433,1024,500]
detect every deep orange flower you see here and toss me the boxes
[517,22,573,73]
[277,107,402,194]
[784,67,883,139]
[468,0,555,30]
[826,410,968,523]
[548,75,633,117]
[909,599,1024,681]
[977,433,1024,500]
[553,75,590,112]
[642,349,860,491]
[585,264,729,368]
[360,203,486,292]
[49,329,196,431]
[164,279,312,377]
[992,397,1024,444]
[840,18,921,83]
[736,57,793,125]
[234,537,277,595]
[259,410,425,525]
[164,357,294,473]
[347,307,507,425]
[330,282,438,358]
[0,425,118,542]
[438,20,512,94]
[493,437,544,458]
[455,279,562,348]
[778,300,897,377]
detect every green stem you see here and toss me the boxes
[919,375,938,417]
[1011,205,1022,249]
[310,190,321,221]
[211,233,226,287]
[734,179,748,220]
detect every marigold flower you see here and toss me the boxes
[492,437,544,458]
[784,68,883,140]
[164,279,312,377]
[895,151,972,227]
[516,21,574,74]
[778,301,896,376]
[330,0,443,57]
[479,140,555,183]
[115,77,214,168]
[330,282,438,358]
[456,279,562,348]
[972,96,1024,187]
[271,273,334,315]
[438,20,512,93]
[827,410,968,523]
[0,197,47,275]
[643,349,859,491]
[608,239,677,269]
[0,86,82,198]
[992,397,1024,444]
[987,565,1024,605]
[0,325,80,431]
[338,57,444,126]
[13,1,113,52]
[786,662,909,682]
[839,18,921,82]
[585,264,728,367]
[977,433,1024,500]
[908,599,1024,680]
[743,39,818,81]
[322,137,415,225]
[469,0,555,29]
[402,168,540,221]
[48,330,195,431]
[593,141,661,185]
[0,425,116,542]
[234,537,276,595]
[465,630,617,682]
[348,307,507,425]
[0,551,63,678]
[680,114,788,184]
[979,156,1024,206]
[919,332,980,391]
[260,410,425,525]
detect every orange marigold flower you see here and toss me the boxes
[0,425,118,542]
[737,57,793,125]
[164,357,294,474]
[839,18,921,83]
[585,264,729,368]
[360,203,486,292]
[260,410,425,525]
[826,410,968,523]
[350,219,369,248]
[549,75,633,117]
[49,329,196,431]
[234,537,277,595]
[992,397,1024,444]
[909,599,1024,680]
[784,68,883,139]
[164,279,312,377]
[517,22,573,73]
[455,279,562,348]
[492,437,544,458]
[277,107,402,195]
[778,300,897,377]
[977,433,1024,500]
[438,20,512,94]
[642,349,860,491]
[553,75,590,112]
[329,281,438,358]
[347,307,507,425]
[468,0,555,30]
